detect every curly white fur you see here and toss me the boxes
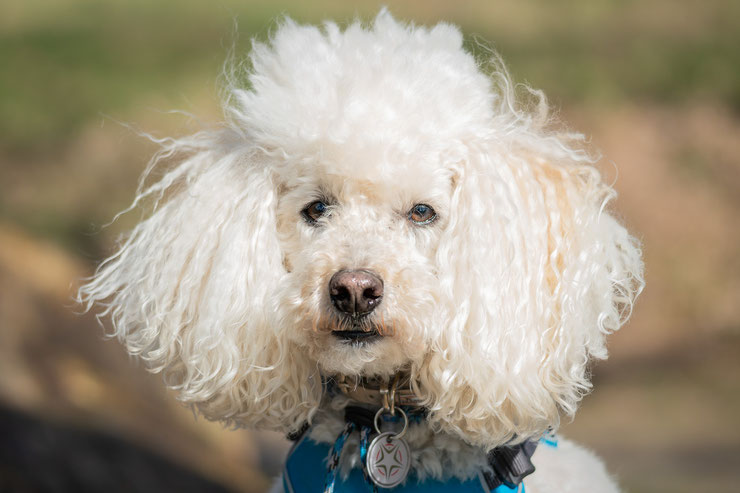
[80,10,643,489]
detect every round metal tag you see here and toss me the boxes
[366,431,411,488]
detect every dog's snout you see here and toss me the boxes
[329,270,383,316]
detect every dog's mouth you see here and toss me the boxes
[331,328,382,345]
[324,312,390,346]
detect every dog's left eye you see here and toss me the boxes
[408,204,436,225]
[302,200,328,224]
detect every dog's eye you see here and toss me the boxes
[408,204,436,225]
[302,200,328,224]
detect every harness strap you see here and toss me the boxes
[286,407,549,492]
[324,422,356,493]
[359,427,379,492]
[285,431,528,493]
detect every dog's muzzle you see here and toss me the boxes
[329,269,384,342]
[329,269,383,316]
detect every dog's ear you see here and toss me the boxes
[79,132,320,433]
[419,133,643,449]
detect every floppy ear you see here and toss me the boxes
[79,131,321,433]
[419,132,643,449]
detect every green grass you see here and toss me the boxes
[484,29,740,107]
[1,0,739,154]
[0,1,252,151]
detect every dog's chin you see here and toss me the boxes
[314,335,410,377]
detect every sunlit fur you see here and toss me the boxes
[79,10,643,487]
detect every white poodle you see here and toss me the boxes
[81,11,643,493]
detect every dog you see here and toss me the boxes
[80,10,643,493]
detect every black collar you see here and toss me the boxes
[331,373,424,410]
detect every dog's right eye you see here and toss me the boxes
[408,203,437,225]
[302,200,328,224]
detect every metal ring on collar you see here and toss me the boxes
[373,406,408,440]
[380,373,400,415]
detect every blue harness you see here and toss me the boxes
[282,424,557,493]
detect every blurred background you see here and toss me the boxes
[1,1,738,492]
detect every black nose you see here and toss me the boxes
[329,269,383,316]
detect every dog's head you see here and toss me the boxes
[81,12,643,448]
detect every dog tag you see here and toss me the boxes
[366,431,410,488]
